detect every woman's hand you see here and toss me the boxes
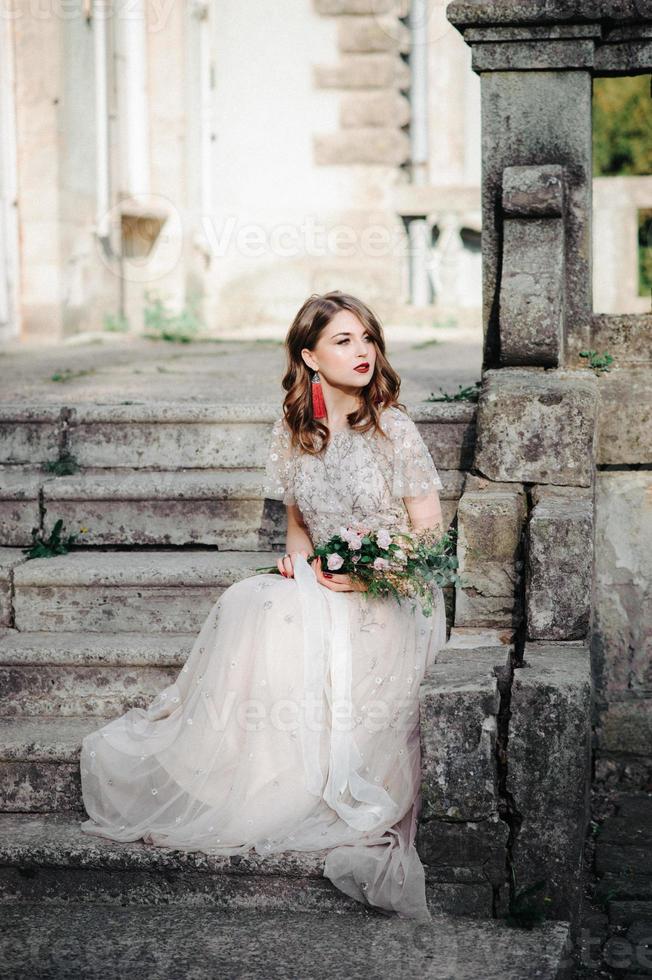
[312,556,369,592]
[277,550,310,578]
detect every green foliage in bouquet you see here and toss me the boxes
[256,523,465,617]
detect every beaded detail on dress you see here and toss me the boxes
[262,405,444,544]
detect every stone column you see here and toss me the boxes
[446,3,600,368]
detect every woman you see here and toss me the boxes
[79,290,447,922]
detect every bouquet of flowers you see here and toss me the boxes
[255,521,464,617]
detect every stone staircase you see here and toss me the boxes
[0,399,578,976]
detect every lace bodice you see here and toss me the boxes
[262,405,443,544]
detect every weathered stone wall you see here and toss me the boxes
[426,0,652,935]
[592,475,652,786]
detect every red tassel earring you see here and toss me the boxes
[311,370,328,420]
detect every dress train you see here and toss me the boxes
[80,554,447,921]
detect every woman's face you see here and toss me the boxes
[302,310,377,390]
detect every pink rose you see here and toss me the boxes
[373,556,390,571]
[376,528,392,550]
[327,553,344,571]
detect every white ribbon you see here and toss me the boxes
[293,554,400,831]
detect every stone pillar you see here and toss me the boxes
[446,4,599,368]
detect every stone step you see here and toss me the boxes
[12,549,279,633]
[0,464,463,548]
[0,400,476,469]
[0,642,513,813]
[0,897,574,980]
[0,810,360,916]
[0,811,573,972]
[0,630,194,716]
[0,716,93,812]
[0,629,192,667]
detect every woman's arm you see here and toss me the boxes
[285,503,313,553]
[403,489,444,534]
[276,504,314,577]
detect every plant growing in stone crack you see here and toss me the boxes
[23,517,83,559]
[143,289,203,343]
[427,381,481,402]
[579,349,614,374]
[41,452,80,476]
[505,866,552,929]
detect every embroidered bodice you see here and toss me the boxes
[262,405,443,544]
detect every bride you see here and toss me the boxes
[79,290,448,922]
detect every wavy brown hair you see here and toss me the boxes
[279,290,406,455]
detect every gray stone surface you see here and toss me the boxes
[592,473,652,764]
[526,486,593,640]
[0,548,27,627]
[444,626,515,649]
[476,69,592,366]
[0,467,43,546]
[0,716,99,810]
[12,550,278,633]
[0,464,460,549]
[595,367,652,465]
[419,646,510,823]
[508,643,592,926]
[0,398,475,470]
[500,163,565,367]
[456,480,526,629]
[472,39,595,71]
[0,662,178,717]
[591,791,652,970]
[447,1,643,29]
[0,811,575,962]
[0,404,61,466]
[0,334,483,407]
[502,164,564,217]
[0,899,574,980]
[0,629,193,667]
[591,314,652,367]
[417,814,509,917]
[597,701,652,759]
[474,368,598,486]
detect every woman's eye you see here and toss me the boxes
[337,335,372,345]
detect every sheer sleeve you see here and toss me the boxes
[386,408,443,498]
[262,416,297,505]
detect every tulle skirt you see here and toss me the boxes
[79,554,447,921]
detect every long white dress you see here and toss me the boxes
[79,405,447,921]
